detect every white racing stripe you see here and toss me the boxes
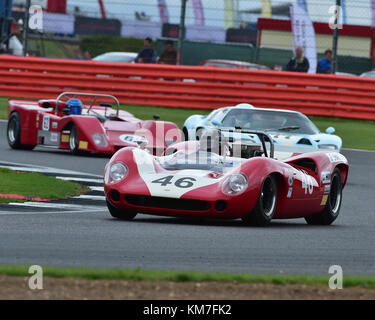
[133,148,225,199]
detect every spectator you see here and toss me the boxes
[286,46,309,72]
[8,19,23,56]
[83,50,91,60]
[317,49,332,74]
[158,40,177,65]
[135,37,157,64]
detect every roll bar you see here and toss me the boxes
[55,92,120,117]
[218,128,275,158]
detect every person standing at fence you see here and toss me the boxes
[158,40,177,65]
[317,49,332,74]
[286,46,309,72]
[135,37,158,64]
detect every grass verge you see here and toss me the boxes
[0,168,88,203]
[0,265,375,288]
[1,97,374,150]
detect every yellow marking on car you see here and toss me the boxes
[61,135,69,143]
[321,195,328,206]
[79,141,88,149]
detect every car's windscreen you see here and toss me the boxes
[94,54,135,63]
[157,150,243,172]
[218,109,319,135]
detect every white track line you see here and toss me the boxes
[0,208,106,215]
[89,186,104,192]
[56,176,103,184]
[73,195,106,201]
[7,202,103,210]
[0,161,103,178]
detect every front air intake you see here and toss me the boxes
[124,195,210,211]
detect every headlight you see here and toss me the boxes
[222,174,248,195]
[92,133,108,148]
[107,162,128,184]
[318,144,337,150]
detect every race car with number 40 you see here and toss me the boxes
[104,129,349,226]
[7,92,180,155]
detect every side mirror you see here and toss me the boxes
[326,127,335,134]
[212,120,222,127]
[153,114,160,120]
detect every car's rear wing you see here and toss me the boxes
[218,128,275,158]
[55,92,121,117]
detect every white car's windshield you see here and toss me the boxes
[157,150,244,172]
[216,109,319,135]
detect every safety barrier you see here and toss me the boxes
[0,55,375,120]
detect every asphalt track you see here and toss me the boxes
[0,121,375,276]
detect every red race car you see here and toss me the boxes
[104,130,349,226]
[7,92,180,155]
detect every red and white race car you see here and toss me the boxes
[7,92,180,155]
[104,130,349,226]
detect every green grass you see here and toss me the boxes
[0,265,374,288]
[310,116,375,150]
[1,97,374,150]
[0,168,88,202]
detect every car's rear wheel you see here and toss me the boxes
[305,168,342,225]
[106,200,137,221]
[242,175,277,226]
[7,112,35,150]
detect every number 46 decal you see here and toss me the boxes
[152,176,196,188]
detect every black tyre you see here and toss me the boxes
[305,168,342,225]
[182,127,189,141]
[69,124,80,155]
[106,200,137,221]
[7,112,35,150]
[242,175,278,226]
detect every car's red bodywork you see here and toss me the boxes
[7,95,179,155]
[104,145,349,221]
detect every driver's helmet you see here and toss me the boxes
[65,98,82,115]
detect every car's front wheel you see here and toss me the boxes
[7,112,35,150]
[305,168,342,225]
[69,124,80,155]
[106,200,137,221]
[242,175,277,226]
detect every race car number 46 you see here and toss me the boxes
[152,176,196,188]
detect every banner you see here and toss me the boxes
[341,0,346,24]
[290,4,317,73]
[75,17,121,36]
[261,0,272,18]
[192,0,205,26]
[43,12,74,35]
[157,0,169,24]
[224,0,234,29]
[371,0,375,27]
[297,0,308,13]
[47,0,67,14]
